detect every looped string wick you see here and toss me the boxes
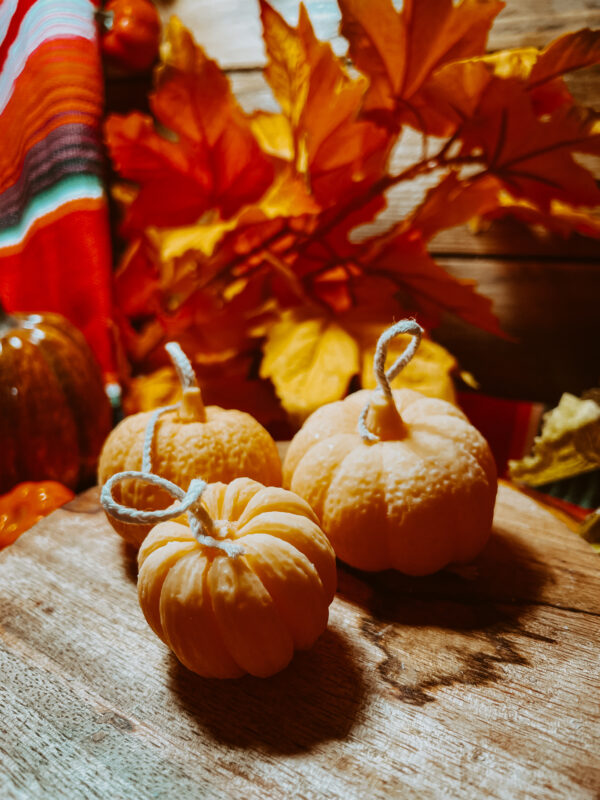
[101,472,244,558]
[358,319,424,443]
[165,341,198,391]
[141,342,198,473]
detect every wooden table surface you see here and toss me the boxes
[0,482,598,799]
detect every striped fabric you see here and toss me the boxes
[0,0,115,377]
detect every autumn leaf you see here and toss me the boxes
[260,311,360,419]
[509,392,600,486]
[459,80,600,209]
[339,0,503,131]
[408,172,502,241]
[105,6,600,416]
[482,191,600,239]
[355,226,504,336]
[259,0,390,203]
[415,28,600,136]
[105,17,274,233]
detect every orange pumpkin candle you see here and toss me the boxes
[98,342,282,547]
[283,320,497,576]
[102,472,336,678]
[0,303,111,493]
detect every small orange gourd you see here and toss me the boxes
[283,320,497,576]
[0,481,75,548]
[102,472,336,678]
[99,0,161,73]
[98,343,282,547]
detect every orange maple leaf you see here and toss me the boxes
[354,227,504,336]
[415,28,600,136]
[459,80,600,209]
[105,18,274,233]
[339,0,503,130]
[258,0,390,204]
[105,5,600,416]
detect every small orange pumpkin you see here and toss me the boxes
[0,303,112,493]
[98,342,282,546]
[102,473,336,678]
[99,0,161,72]
[0,481,75,548]
[283,320,497,576]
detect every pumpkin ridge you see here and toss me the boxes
[241,533,327,649]
[161,550,243,678]
[236,486,319,528]
[324,444,391,570]
[237,510,336,601]
[412,418,497,488]
[239,530,321,587]
[290,433,358,520]
[14,338,80,488]
[139,540,197,639]
[201,554,245,677]
[32,325,109,476]
[221,478,266,521]
[207,554,294,677]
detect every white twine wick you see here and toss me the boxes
[103,342,242,556]
[357,319,424,443]
[101,472,244,558]
[142,342,199,473]
[165,341,198,391]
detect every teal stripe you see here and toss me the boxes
[0,173,103,249]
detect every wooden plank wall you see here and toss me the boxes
[106,0,600,403]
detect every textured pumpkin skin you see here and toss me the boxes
[0,310,112,493]
[98,402,283,546]
[137,478,337,678]
[283,389,497,576]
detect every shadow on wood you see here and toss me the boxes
[120,540,139,584]
[167,624,366,754]
[335,527,555,707]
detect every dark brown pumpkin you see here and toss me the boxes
[0,304,112,492]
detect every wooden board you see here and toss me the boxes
[1,482,599,799]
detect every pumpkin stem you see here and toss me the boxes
[358,318,424,443]
[179,386,206,422]
[364,392,407,441]
[163,341,207,422]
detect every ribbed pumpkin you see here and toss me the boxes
[283,320,497,576]
[98,343,282,547]
[0,304,112,493]
[133,477,337,678]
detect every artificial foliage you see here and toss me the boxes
[105,0,600,418]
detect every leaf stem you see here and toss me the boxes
[207,144,477,295]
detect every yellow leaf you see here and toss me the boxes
[149,216,239,262]
[250,112,294,160]
[258,167,320,218]
[480,47,539,80]
[509,392,600,486]
[124,367,181,414]
[357,325,458,404]
[260,312,359,420]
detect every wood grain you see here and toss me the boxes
[0,484,599,799]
